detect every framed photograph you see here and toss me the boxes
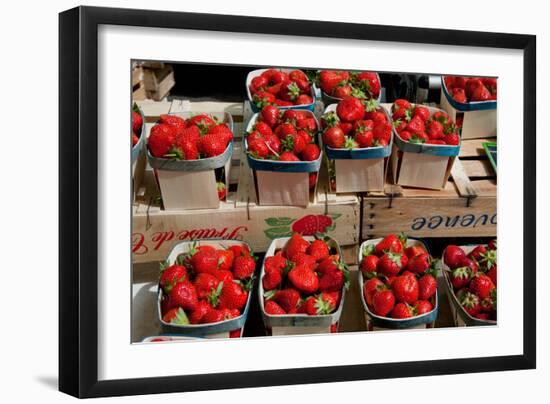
[59,6,536,398]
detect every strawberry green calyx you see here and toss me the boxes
[404,109,413,122]
[163,146,184,160]
[344,137,358,150]
[315,295,334,315]
[207,281,224,308]
[159,260,170,272]
[409,134,426,144]
[392,119,402,128]
[322,111,340,127]
[452,266,470,280]
[281,135,296,152]
[263,289,277,300]
[479,249,497,270]
[283,260,295,276]
[398,232,408,247]
[351,87,367,99]
[364,98,379,112]
[362,244,376,258]
[425,258,439,277]
[286,82,301,100]
[460,291,480,309]
[170,308,190,325]
[241,276,255,292]
[386,252,405,269]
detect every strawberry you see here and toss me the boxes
[189,300,213,324]
[319,267,345,292]
[264,254,287,273]
[228,244,250,258]
[407,253,430,274]
[284,233,310,260]
[214,270,234,284]
[260,105,281,128]
[169,280,199,311]
[337,97,365,122]
[334,85,353,98]
[360,255,379,277]
[458,256,479,275]
[253,91,276,109]
[201,309,226,324]
[132,133,139,147]
[468,245,488,262]
[301,144,321,161]
[414,300,433,315]
[445,133,460,145]
[281,132,307,155]
[356,71,380,98]
[288,265,319,294]
[296,116,317,133]
[452,88,467,103]
[186,114,216,131]
[392,274,419,304]
[444,245,466,269]
[265,299,286,315]
[488,239,497,250]
[391,303,413,319]
[316,256,341,275]
[279,151,300,161]
[475,312,490,320]
[432,111,450,126]
[273,288,301,312]
[404,245,427,259]
[189,248,219,274]
[323,126,346,148]
[291,215,332,235]
[208,124,233,144]
[413,106,430,122]
[460,291,481,316]
[487,265,497,286]
[217,281,248,311]
[307,239,330,262]
[471,84,491,101]
[132,110,143,134]
[159,114,186,131]
[480,293,495,313]
[250,75,268,93]
[309,172,318,190]
[377,252,408,277]
[363,277,384,307]
[465,78,483,98]
[296,94,313,105]
[450,265,471,290]
[233,255,256,280]
[197,133,227,158]
[248,138,269,159]
[193,273,220,299]
[159,264,188,293]
[354,129,374,148]
[162,307,190,325]
[418,274,437,300]
[372,289,395,316]
[263,266,282,291]
[304,294,336,315]
[391,99,412,121]
[319,70,348,94]
[426,120,444,139]
[291,252,317,270]
[470,274,495,299]
[148,124,177,157]
[375,234,404,256]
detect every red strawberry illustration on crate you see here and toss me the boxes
[263,214,342,239]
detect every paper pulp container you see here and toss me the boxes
[440,76,497,139]
[391,104,461,190]
[147,112,233,210]
[157,239,253,338]
[322,103,392,193]
[245,111,322,207]
[259,235,346,336]
[441,244,497,327]
[358,237,439,330]
[246,68,316,113]
[132,105,146,199]
[319,71,382,106]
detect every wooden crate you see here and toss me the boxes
[143,65,175,101]
[362,138,496,238]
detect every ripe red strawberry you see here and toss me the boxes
[301,143,321,161]
[304,294,336,315]
[445,133,460,145]
[197,133,227,158]
[405,115,425,135]
[148,124,177,157]
[337,97,365,122]
[432,111,450,126]
[450,265,471,290]
[452,88,467,103]
[414,300,433,315]
[253,91,276,109]
[263,267,282,291]
[480,294,495,313]
[169,280,199,311]
[279,151,300,161]
[372,289,395,316]
[426,120,444,139]
[470,274,495,299]
[354,129,374,148]
[356,71,381,98]
[264,254,287,273]
[228,244,250,258]
[407,253,430,274]
[132,110,143,134]
[190,248,219,274]
[193,273,220,299]
[162,307,190,325]
[418,274,437,300]
[132,132,139,147]
[201,308,226,324]
[208,123,233,144]
[233,255,256,280]
[487,265,497,286]
[296,94,313,105]
[159,264,188,293]
[214,269,234,284]
[215,249,233,272]
[469,245,488,262]
[391,303,413,319]
[186,114,216,131]
[307,239,330,262]
[292,252,317,270]
[459,291,481,316]
[159,114,186,131]
[281,132,307,154]
[392,274,419,304]
[360,255,379,277]
[334,85,353,98]
[377,252,408,277]
[323,126,346,148]
[217,281,248,311]
[392,99,412,120]
[363,277,384,307]
[274,288,301,312]
[275,122,297,138]
[254,121,273,137]
[475,312,490,320]
[260,105,281,128]
[319,70,348,94]
[284,233,310,260]
[265,299,286,315]
[315,256,340,275]
[458,256,479,275]
[319,268,345,292]
[404,245,427,259]
[375,234,404,256]
[471,84,491,101]
[248,138,269,159]
[250,75,268,93]
[188,300,213,324]
[288,265,319,294]
[296,116,317,133]
[372,121,392,143]
[413,106,430,122]
[444,245,466,269]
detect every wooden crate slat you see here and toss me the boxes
[462,159,494,178]
[450,158,478,198]
[459,138,495,158]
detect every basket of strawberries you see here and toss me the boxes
[358,234,439,330]
[245,105,322,206]
[440,76,497,140]
[246,68,316,112]
[146,112,233,210]
[259,233,348,335]
[441,241,497,326]
[317,70,381,105]
[320,97,392,192]
[390,99,461,190]
[131,103,144,164]
[157,239,256,338]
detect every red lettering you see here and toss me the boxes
[132,233,148,255]
[151,231,174,250]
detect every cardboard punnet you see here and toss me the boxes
[318,71,382,106]
[358,237,439,330]
[246,68,316,113]
[441,244,497,327]
[440,77,497,140]
[390,104,460,190]
[157,239,254,338]
[146,112,233,210]
[245,111,322,207]
[132,105,146,200]
[322,103,392,193]
[259,235,346,336]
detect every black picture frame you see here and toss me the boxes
[59,5,536,398]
